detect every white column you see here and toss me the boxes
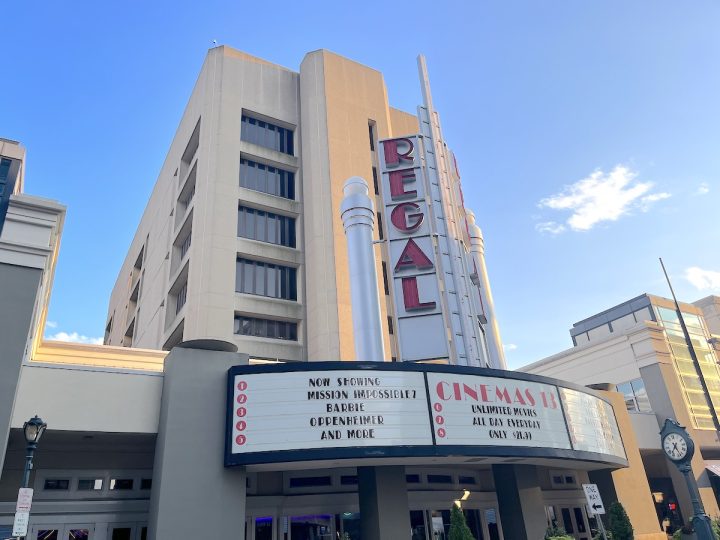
[340,177,386,362]
[466,211,507,369]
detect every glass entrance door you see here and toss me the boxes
[106,522,147,540]
[558,506,591,540]
[32,524,94,540]
[288,515,333,540]
[410,508,502,540]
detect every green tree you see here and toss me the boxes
[448,504,476,540]
[608,501,633,540]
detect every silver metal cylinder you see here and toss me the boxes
[340,177,386,362]
[466,210,507,369]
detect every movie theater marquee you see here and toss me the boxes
[226,363,627,467]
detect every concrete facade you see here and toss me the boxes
[522,293,720,534]
[0,193,65,476]
[103,46,501,368]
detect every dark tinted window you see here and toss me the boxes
[44,479,69,490]
[241,115,294,155]
[239,158,295,199]
[238,206,296,248]
[427,474,452,484]
[234,315,298,341]
[289,476,331,488]
[236,258,297,301]
[110,478,134,490]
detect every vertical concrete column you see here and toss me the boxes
[492,464,547,540]
[358,466,411,540]
[148,342,249,540]
[340,176,386,362]
[640,362,720,521]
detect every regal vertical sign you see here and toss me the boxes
[379,137,449,362]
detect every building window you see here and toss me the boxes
[241,115,294,155]
[238,206,296,248]
[176,281,188,314]
[655,306,720,429]
[406,474,420,483]
[372,166,379,195]
[77,478,103,491]
[109,478,134,490]
[368,123,375,151]
[381,262,390,295]
[236,258,297,301]
[234,315,298,341]
[289,476,331,488]
[387,316,394,335]
[140,478,152,490]
[340,475,358,485]
[0,158,11,183]
[240,158,295,199]
[44,479,70,491]
[376,211,384,240]
[427,474,453,484]
[550,470,577,488]
[179,232,192,260]
[616,378,652,413]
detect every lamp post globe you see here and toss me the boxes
[23,416,47,447]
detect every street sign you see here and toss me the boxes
[12,511,29,536]
[583,483,606,515]
[16,487,33,513]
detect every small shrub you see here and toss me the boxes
[608,502,633,540]
[545,525,574,540]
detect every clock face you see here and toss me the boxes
[663,433,689,461]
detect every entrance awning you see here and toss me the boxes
[705,461,720,477]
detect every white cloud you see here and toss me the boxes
[696,182,710,196]
[537,165,670,232]
[535,221,566,235]
[503,343,518,351]
[686,267,720,291]
[45,320,58,328]
[639,191,671,210]
[46,331,103,345]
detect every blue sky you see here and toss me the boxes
[2,0,718,368]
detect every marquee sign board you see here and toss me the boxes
[560,388,626,459]
[426,373,571,449]
[230,370,432,454]
[225,362,628,467]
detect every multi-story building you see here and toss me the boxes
[0,50,667,540]
[103,46,506,369]
[0,138,26,234]
[522,293,720,532]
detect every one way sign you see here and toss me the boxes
[582,484,606,515]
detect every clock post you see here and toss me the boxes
[660,419,715,539]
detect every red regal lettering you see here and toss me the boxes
[390,202,424,233]
[388,169,418,199]
[382,138,414,167]
[395,238,433,272]
[402,276,436,311]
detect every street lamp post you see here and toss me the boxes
[21,416,47,488]
[12,416,47,539]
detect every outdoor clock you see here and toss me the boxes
[660,418,695,465]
